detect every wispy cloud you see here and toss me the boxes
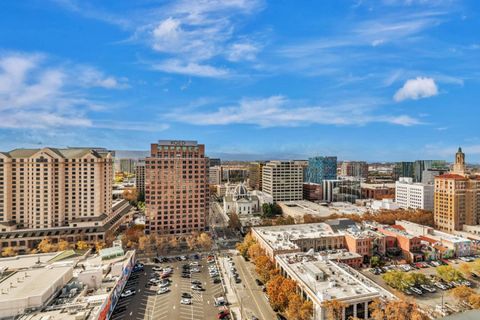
[166,95,421,127]
[0,52,160,131]
[394,77,438,101]
[53,0,265,78]
[152,59,229,78]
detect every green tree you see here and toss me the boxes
[370,255,381,267]
[436,265,463,282]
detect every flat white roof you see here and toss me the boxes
[276,253,390,303]
[0,266,72,302]
[0,252,62,270]
[253,223,341,251]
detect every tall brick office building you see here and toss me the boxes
[145,140,209,235]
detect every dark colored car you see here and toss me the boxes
[255,279,263,286]
[182,292,192,298]
[235,277,241,284]
[212,277,221,284]
[276,314,287,320]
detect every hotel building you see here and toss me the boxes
[0,147,132,251]
[145,140,209,235]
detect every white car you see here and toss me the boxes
[152,266,163,271]
[190,261,199,266]
[181,298,192,305]
[191,268,200,273]
[157,287,170,294]
[120,289,135,298]
[149,278,161,284]
[160,282,170,288]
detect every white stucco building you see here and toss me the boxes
[395,177,434,211]
[223,184,260,215]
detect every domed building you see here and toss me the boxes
[223,183,260,215]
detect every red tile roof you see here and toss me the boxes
[391,225,406,231]
[435,174,467,180]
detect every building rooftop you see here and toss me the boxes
[0,266,73,303]
[275,252,395,304]
[253,223,340,251]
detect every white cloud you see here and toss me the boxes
[152,60,229,78]
[76,66,129,89]
[226,42,260,61]
[394,77,438,101]
[166,95,421,127]
[0,52,150,130]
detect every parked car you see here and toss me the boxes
[420,284,436,293]
[255,279,263,286]
[120,289,135,298]
[182,292,192,299]
[212,277,221,284]
[410,287,423,295]
[191,280,202,285]
[181,298,192,305]
[157,287,170,294]
[192,285,203,291]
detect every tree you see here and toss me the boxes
[254,255,276,283]
[247,243,264,262]
[186,233,198,251]
[1,247,16,257]
[37,238,56,253]
[123,188,138,201]
[370,255,381,267]
[57,240,70,251]
[286,294,313,320]
[382,270,408,291]
[369,299,385,320]
[262,203,273,218]
[286,294,303,320]
[469,294,480,309]
[95,241,106,252]
[76,240,90,250]
[322,299,346,320]
[458,263,472,278]
[276,216,295,225]
[236,233,255,258]
[168,236,179,250]
[384,300,411,320]
[450,285,475,301]
[277,278,297,311]
[228,212,242,230]
[436,265,463,282]
[197,232,213,251]
[299,299,314,320]
[138,235,149,252]
[267,275,287,311]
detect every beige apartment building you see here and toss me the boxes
[434,148,480,232]
[145,140,209,235]
[262,160,303,202]
[0,147,113,231]
[0,147,131,251]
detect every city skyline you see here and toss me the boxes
[1,1,480,162]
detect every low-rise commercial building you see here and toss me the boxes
[275,252,395,320]
[396,220,472,257]
[0,245,136,320]
[361,183,395,200]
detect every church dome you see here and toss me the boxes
[233,184,249,200]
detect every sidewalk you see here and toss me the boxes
[217,254,242,319]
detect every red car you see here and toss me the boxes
[217,311,230,319]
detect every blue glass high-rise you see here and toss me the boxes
[305,156,337,183]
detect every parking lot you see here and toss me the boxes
[111,254,228,320]
[361,258,480,317]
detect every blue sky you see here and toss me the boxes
[0,0,479,162]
